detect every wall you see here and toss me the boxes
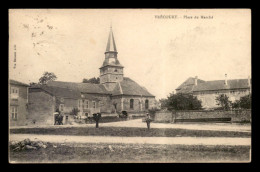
[56,97,78,115]
[154,109,251,123]
[120,96,156,113]
[28,90,55,125]
[86,93,112,113]
[9,85,28,126]
[194,89,250,109]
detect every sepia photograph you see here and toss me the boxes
[8,9,251,163]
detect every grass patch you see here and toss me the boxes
[10,127,251,138]
[9,142,250,163]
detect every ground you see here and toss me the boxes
[9,142,250,163]
[9,119,251,163]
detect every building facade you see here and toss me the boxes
[9,80,29,126]
[176,75,251,109]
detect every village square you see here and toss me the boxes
[9,9,251,163]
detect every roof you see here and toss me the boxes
[45,77,155,97]
[106,27,117,52]
[10,79,29,87]
[30,85,81,99]
[176,77,251,93]
[112,77,155,97]
[192,79,251,92]
[47,81,110,94]
[175,77,206,94]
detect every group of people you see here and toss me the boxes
[54,110,63,125]
[54,109,152,130]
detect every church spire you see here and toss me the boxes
[105,26,117,53]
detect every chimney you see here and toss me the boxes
[224,74,227,85]
[248,76,251,87]
[195,76,198,86]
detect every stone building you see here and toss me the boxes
[28,85,100,125]
[9,80,29,126]
[176,74,251,109]
[27,27,155,125]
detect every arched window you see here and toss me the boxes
[130,99,134,109]
[145,99,149,109]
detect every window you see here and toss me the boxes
[145,99,149,109]
[10,87,19,99]
[11,106,18,120]
[83,100,89,109]
[78,100,81,109]
[93,101,96,108]
[130,99,134,109]
[114,69,118,72]
[59,104,64,112]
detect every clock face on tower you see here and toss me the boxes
[108,58,115,64]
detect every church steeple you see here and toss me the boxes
[106,26,117,53]
[100,27,124,91]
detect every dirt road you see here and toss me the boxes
[9,134,251,146]
[10,119,251,132]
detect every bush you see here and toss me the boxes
[163,93,202,111]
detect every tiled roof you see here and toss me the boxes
[192,79,250,92]
[47,81,109,94]
[10,79,29,87]
[176,77,251,93]
[175,77,206,93]
[112,77,155,97]
[45,78,155,97]
[30,85,81,99]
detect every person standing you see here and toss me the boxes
[145,113,152,130]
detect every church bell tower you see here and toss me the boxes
[100,27,124,91]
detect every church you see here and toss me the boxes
[27,27,156,124]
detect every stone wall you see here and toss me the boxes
[87,93,112,113]
[121,96,156,113]
[154,109,251,123]
[28,90,55,125]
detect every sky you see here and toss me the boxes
[9,9,251,99]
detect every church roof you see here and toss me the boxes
[47,81,110,95]
[112,77,155,97]
[45,78,154,97]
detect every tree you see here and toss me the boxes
[215,94,232,110]
[82,77,100,84]
[164,93,202,111]
[232,94,251,109]
[39,72,57,85]
[239,94,251,109]
[159,98,168,109]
